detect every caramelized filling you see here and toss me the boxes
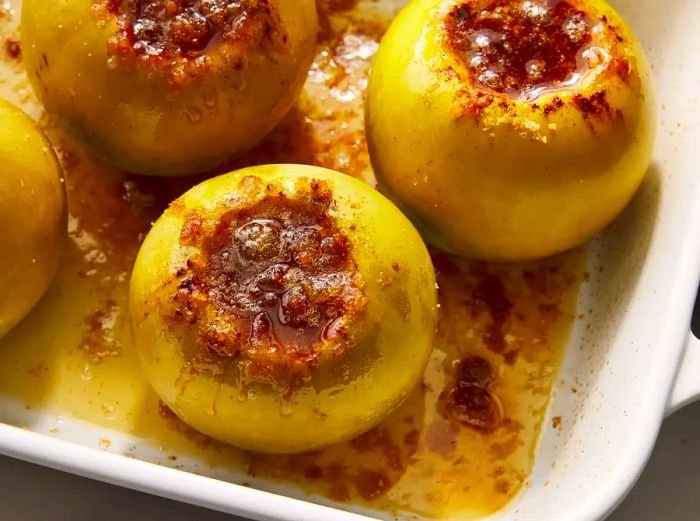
[172,176,365,386]
[445,0,594,99]
[100,0,287,80]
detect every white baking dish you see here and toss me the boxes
[1,0,700,520]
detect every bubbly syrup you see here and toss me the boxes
[445,0,597,100]
[0,1,585,518]
[102,0,285,57]
[171,176,366,387]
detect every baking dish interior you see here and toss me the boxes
[0,1,698,521]
[495,0,700,519]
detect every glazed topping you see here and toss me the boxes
[102,0,287,76]
[173,176,365,385]
[445,0,594,99]
[442,356,503,432]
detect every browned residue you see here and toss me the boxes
[440,356,504,433]
[473,273,515,359]
[318,0,360,13]
[251,420,423,504]
[170,175,365,388]
[4,38,20,61]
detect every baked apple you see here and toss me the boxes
[0,99,66,338]
[366,0,656,261]
[130,164,437,453]
[21,0,318,176]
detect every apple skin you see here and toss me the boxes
[0,99,66,338]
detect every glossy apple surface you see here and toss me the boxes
[0,99,66,338]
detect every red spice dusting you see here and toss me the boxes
[543,95,564,115]
[451,79,496,117]
[573,90,614,119]
[171,176,365,387]
[610,57,631,80]
[4,38,20,61]
[445,0,593,99]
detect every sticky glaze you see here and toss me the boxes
[445,0,594,99]
[104,0,284,55]
[99,0,287,81]
[170,176,364,387]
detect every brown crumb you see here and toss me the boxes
[4,38,20,61]
[573,90,616,121]
[80,300,122,363]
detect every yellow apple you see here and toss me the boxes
[22,0,318,176]
[130,164,437,453]
[0,99,66,338]
[366,0,656,260]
